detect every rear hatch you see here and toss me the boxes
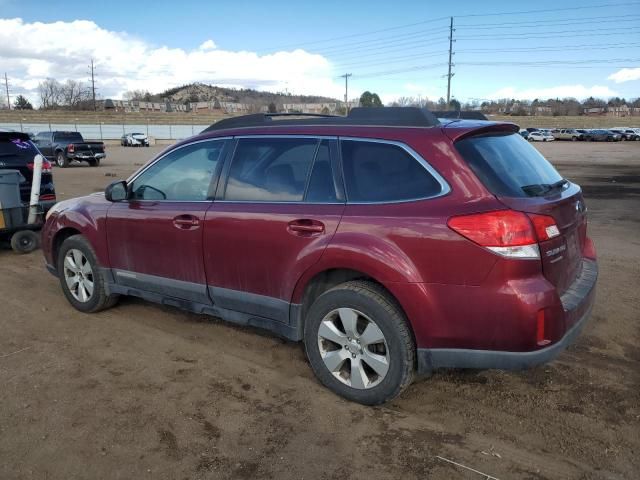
[0,132,55,204]
[454,131,586,294]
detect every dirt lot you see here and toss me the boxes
[1,141,638,479]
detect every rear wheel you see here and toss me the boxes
[88,158,100,167]
[304,280,414,405]
[57,235,118,313]
[10,230,39,254]
[572,136,577,141]
[56,152,69,168]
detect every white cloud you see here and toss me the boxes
[199,39,217,51]
[487,84,620,101]
[0,18,343,105]
[608,67,640,83]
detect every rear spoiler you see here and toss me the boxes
[443,122,520,143]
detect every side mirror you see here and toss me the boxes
[105,180,128,202]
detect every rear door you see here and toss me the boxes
[106,139,228,303]
[203,136,345,322]
[454,132,586,294]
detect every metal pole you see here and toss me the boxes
[4,73,10,110]
[90,59,97,111]
[28,154,43,224]
[446,17,454,106]
[341,73,352,115]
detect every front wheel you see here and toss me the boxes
[57,235,118,313]
[304,280,415,405]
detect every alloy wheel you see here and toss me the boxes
[317,308,390,389]
[63,249,94,302]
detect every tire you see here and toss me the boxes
[88,158,100,167]
[56,234,118,313]
[572,136,577,141]
[304,280,415,405]
[56,152,69,168]
[10,230,39,254]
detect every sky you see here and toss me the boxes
[1,0,639,106]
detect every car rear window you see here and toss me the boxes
[455,133,563,198]
[55,132,83,142]
[0,137,38,161]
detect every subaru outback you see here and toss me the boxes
[42,108,597,405]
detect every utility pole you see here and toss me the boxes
[446,17,455,107]
[4,73,10,110]
[341,73,352,115]
[89,59,97,111]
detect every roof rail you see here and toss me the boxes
[202,107,440,133]
[433,110,488,121]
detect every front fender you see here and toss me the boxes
[43,194,111,268]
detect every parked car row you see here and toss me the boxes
[519,127,640,142]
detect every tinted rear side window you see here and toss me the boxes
[341,140,442,203]
[455,133,563,198]
[305,140,338,203]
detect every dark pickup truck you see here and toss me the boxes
[34,131,106,168]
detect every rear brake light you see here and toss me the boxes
[67,144,75,153]
[27,159,52,174]
[447,210,540,259]
[528,213,560,241]
[40,194,56,201]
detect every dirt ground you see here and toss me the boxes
[1,141,638,480]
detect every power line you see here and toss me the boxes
[457,26,640,39]
[453,1,640,18]
[456,12,640,27]
[457,29,640,41]
[457,15,640,30]
[459,42,640,53]
[311,29,449,56]
[333,50,448,70]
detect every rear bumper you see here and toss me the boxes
[416,259,597,375]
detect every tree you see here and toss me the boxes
[359,91,383,108]
[268,102,277,113]
[13,95,33,110]
[38,78,63,109]
[448,99,461,111]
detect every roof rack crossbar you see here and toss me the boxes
[202,107,441,133]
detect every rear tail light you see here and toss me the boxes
[527,213,560,241]
[67,144,75,153]
[27,159,52,174]
[40,194,56,201]
[447,210,540,259]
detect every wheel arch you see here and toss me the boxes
[51,227,82,267]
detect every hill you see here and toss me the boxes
[130,82,339,106]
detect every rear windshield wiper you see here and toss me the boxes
[521,179,567,196]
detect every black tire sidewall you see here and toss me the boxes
[57,235,107,313]
[56,152,68,168]
[304,286,413,405]
[11,230,39,254]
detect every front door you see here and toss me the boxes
[106,139,227,304]
[203,137,345,323]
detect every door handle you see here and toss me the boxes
[288,219,325,235]
[173,215,200,230]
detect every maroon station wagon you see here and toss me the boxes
[42,108,597,405]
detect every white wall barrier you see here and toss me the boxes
[0,122,209,141]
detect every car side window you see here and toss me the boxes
[340,140,443,203]
[130,140,224,201]
[224,137,317,202]
[305,140,338,203]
